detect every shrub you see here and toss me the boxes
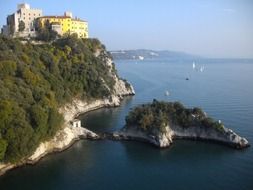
[125,100,225,134]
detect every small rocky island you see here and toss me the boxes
[113,100,249,149]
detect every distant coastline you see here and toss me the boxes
[110,49,253,62]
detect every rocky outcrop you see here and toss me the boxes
[0,124,99,176]
[27,125,99,164]
[171,124,249,148]
[100,50,135,97]
[112,123,249,149]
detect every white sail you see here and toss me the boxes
[192,62,196,69]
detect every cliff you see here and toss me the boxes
[113,124,249,149]
[0,78,134,176]
[0,37,135,176]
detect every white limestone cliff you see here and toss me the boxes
[113,123,249,149]
[0,73,135,176]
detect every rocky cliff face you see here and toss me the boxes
[113,123,249,149]
[171,124,249,148]
[98,49,135,97]
[0,51,135,176]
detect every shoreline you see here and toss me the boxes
[0,78,135,176]
[1,94,249,176]
[0,41,136,176]
[105,132,250,149]
[0,97,126,176]
[110,125,250,149]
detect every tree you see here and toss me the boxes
[36,20,58,42]
[18,20,25,32]
[0,60,17,78]
[0,138,7,161]
[0,100,14,133]
[125,101,226,134]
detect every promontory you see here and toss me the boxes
[112,100,249,149]
[0,35,135,175]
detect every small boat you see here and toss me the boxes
[165,90,170,96]
[200,66,204,72]
[185,77,189,80]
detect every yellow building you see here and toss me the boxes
[37,12,88,38]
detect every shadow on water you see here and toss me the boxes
[118,138,241,164]
[78,96,134,133]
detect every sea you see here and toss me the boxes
[0,58,253,190]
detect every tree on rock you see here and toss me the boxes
[0,138,7,161]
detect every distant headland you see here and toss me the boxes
[110,49,199,60]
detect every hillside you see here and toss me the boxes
[0,35,133,163]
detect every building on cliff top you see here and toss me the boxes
[1,3,42,37]
[1,4,89,39]
[37,11,88,38]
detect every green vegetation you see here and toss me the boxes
[18,21,25,32]
[125,99,225,134]
[35,19,58,42]
[0,34,117,163]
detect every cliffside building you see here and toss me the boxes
[1,4,88,39]
[37,12,89,38]
[1,3,42,37]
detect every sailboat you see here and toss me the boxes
[165,90,170,96]
[192,62,196,70]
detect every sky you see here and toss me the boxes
[0,0,253,58]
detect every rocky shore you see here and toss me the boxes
[111,124,250,149]
[0,41,135,177]
[1,87,249,176]
[0,77,135,176]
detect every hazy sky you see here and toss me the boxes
[1,0,253,58]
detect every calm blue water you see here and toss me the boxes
[0,59,253,190]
